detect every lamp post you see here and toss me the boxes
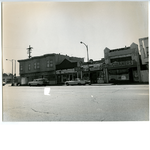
[80,41,90,80]
[80,41,89,62]
[6,59,14,86]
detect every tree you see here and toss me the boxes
[3,73,8,77]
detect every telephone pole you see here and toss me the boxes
[27,45,33,59]
[6,59,14,86]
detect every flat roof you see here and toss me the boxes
[110,47,130,52]
[18,53,56,62]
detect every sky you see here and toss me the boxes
[2,1,148,75]
[0,1,150,149]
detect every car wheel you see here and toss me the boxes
[66,83,69,86]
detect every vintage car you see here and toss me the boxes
[3,81,5,86]
[65,78,91,86]
[84,79,91,85]
[28,78,49,86]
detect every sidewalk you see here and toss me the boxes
[91,83,113,86]
[90,82,149,86]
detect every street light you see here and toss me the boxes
[80,41,90,81]
[80,41,89,62]
[6,59,14,86]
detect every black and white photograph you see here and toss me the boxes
[2,1,149,122]
[1,1,150,150]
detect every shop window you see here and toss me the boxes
[111,56,132,63]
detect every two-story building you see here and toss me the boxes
[103,43,141,83]
[18,53,83,85]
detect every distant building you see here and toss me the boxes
[103,43,141,83]
[18,53,84,85]
[3,75,12,84]
[139,37,149,82]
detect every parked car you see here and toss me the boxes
[28,78,49,86]
[3,81,5,86]
[85,80,91,85]
[65,78,91,86]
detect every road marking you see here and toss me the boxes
[44,87,51,96]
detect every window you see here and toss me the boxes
[47,60,50,67]
[50,60,53,67]
[110,56,132,63]
[20,65,23,71]
[34,62,36,69]
[37,62,40,69]
[28,64,31,71]
[47,60,53,68]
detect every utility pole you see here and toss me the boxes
[27,45,33,59]
[6,59,14,86]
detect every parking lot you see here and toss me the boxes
[2,84,149,121]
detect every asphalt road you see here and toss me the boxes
[2,84,149,121]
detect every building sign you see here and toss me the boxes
[104,60,136,68]
[90,65,103,71]
[109,74,129,81]
[81,63,103,71]
[56,68,76,74]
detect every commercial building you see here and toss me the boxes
[139,37,149,82]
[103,43,141,83]
[56,58,84,84]
[18,53,83,85]
[80,59,105,83]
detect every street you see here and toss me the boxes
[2,84,149,121]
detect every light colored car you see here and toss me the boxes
[3,81,5,86]
[28,78,49,86]
[85,80,91,85]
[65,78,89,86]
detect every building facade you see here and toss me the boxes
[56,58,84,84]
[139,37,149,82]
[103,43,141,83]
[80,59,105,83]
[18,53,83,85]
[139,37,149,67]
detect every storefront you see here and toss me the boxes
[56,59,82,84]
[104,43,142,83]
[56,68,78,84]
[81,60,104,83]
[104,60,139,83]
